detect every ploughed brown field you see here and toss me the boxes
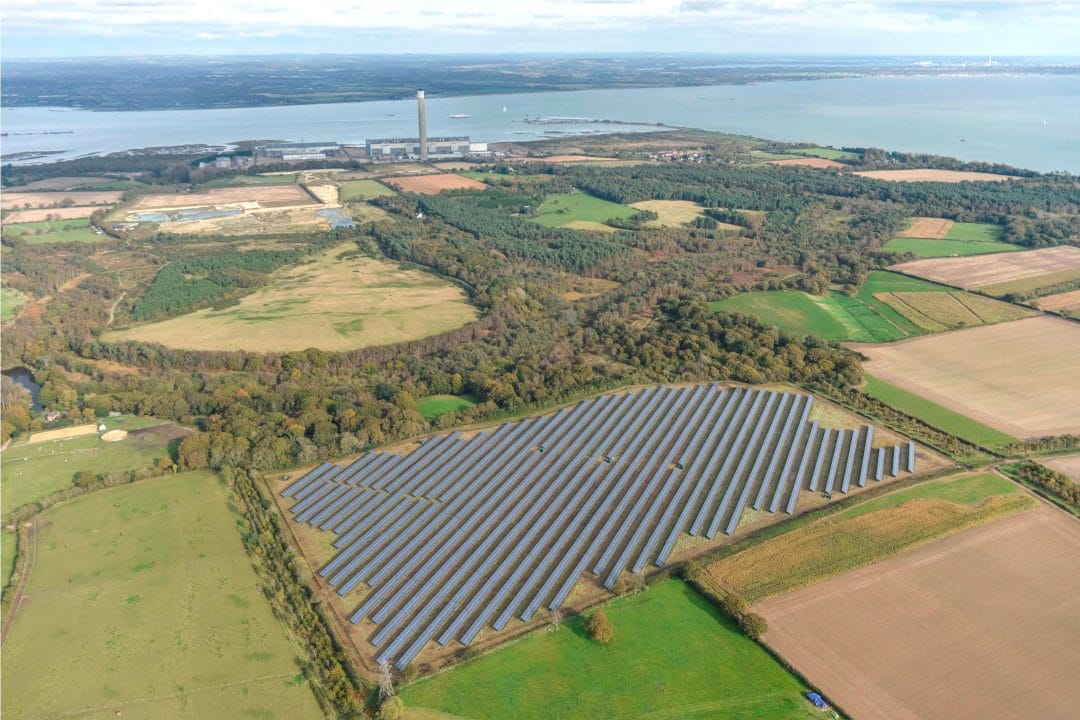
[383,173,488,194]
[1043,454,1080,483]
[770,157,845,169]
[1,191,124,209]
[890,246,1080,289]
[853,169,1018,182]
[1033,289,1080,315]
[853,316,1080,438]
[756,503,1080,720]
[128,185,315,210]
[2,206,100,223]
[901,217,954,239]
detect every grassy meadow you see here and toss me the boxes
[883,222,1022,258]
[1,471,323,719]
[2,287,28,321]
[403,580,818,720]
[3,218,105,244]
[534,192,638,230]
[862,375,1018,448]
[789,146,860,160]
[704,472,1034,604]
[418,394,478,419]
[104,245,477,352]
[201,173,299,187]
[339,179,397,201]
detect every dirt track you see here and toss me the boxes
[757,504,1080,720]
[891,246,1080,289]
[853,169,1018,182]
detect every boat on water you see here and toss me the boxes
[448,113,470,119]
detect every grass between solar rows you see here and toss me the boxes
[533,192,638,229]
[862,375,1018,448]
[882,222,1022,258]
[702,472,1035,604]
[339,178,397,201]
[3,218,106,244]
[2,287,28,321]
[417,394,478,419]
[402,580,819,720]
[1,471,323,720]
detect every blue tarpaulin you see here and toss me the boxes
[805,692,828,709]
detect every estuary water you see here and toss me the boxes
[2,74,1078,173]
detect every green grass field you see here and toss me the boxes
[1,528,16,592]
[862,375,1018,448]
[403,580,817,720]
[3,218,105,244]
[1,471,323,719]
[883,222,1021,258]
[789,147,860,160]
[339,179,397,201]
[839,472,1019,519]
[2,287,28,321]
[201,174,298,187]
[1,420,181,513]
[418,394,478,419]
[533,192,638,229]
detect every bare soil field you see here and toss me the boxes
[902,217,954,238]
[1032,289,1080,316]
[853,316,1080,438]
[26,424,99,444]
[1042,454,1080,483]
[2,206,99,223]
[1,191,123,209]
[891,246,1080,289]
[853,169,1018,182]
[757,504,1080,720]
[430,161,479,171]
[303,183,339,204]
[128,185,315,210]
[770,157,845,169]
[383,173,488,194]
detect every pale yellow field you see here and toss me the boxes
[104,245,477,352]
[1,191,123,209]
[853,169,1018,182]
[563,220,619,233]
[891,246,1080,289]
[630,199,705,227]
[853,316,1080,438]
[3,206,100,223]
[26,424,99,444]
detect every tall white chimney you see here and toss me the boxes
[417,89,428,161]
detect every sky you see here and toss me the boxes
[1,0,1078,58]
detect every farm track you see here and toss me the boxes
[2,519,36,644]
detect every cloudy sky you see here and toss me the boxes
[2,0,1077,58]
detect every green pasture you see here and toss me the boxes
[840,472,1018,520]
[884,222,1021,258]
[2,287,28,321]
[1,419,180,513]
[862,376,1018,448]
[339,179,397,201]
[1,471,323,720]
[789,146,860,160]
[3,218,105,244]
[403,580,817,720]
[418,394,478,419]
[533,192,638,228]
[201,173,298,187]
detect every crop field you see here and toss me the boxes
[770,157,845,169]
[883,220,1020,257]
[852,169,1017,182]
[1043,454,1080,483]
[704,471,1033,603]
[855,316,1080,438]
[1,471,323,720]
[1,190,124,209]
[383,173,488,194]
[755,503,1078,720]
[901,217,954,238]
[2,287,28,321]
[339,178,396,201]
[9,175,117,191]
[283,384,916,669]
[2,205,101,223]
[862,375,1017,448]
[104,245,477,352]
[418,394,478,419]
[629,199,706,226]
[534,192,638,230]
[1033,289,1080,318]
[789,147,860,160]
[128,185,315,210]
[3,218,105,244]
[873,290,1033,331]
[2,420,187,512]
[403,580,818,720]
[891,245,1080,292]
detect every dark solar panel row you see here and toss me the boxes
[282,384,915,668]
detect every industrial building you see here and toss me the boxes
[366,136,471,161]
[258,141,342,162]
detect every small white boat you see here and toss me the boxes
[448,113,470,119]
[502,106,507,113]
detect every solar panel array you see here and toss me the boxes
[283,385,915,669]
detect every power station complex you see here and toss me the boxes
[254,89,490,164]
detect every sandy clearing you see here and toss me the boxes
[891,246,1080,289]
[901,217,954,239]
[1,191,123,209]
[757,504,1080,720]
[1033,289,1080,313]
[26,424,99,444]
[1042,454,1080,483]
[129,185,314,210]
[853,316,1080,438]
[303,184,339,204]
[2,206,100,223]
[853,169,1018,182]
[770,157,845,169]
[383,173,488,194]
